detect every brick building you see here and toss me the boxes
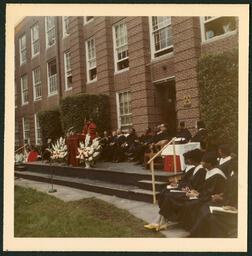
[15,16,238,147]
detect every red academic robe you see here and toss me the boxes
[82,122,97,140]
[27,151,38,162]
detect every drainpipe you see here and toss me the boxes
[56,16,63,104]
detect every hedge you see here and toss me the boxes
[197,49,238,152]
[37,106,64,146]
[60,93,110,135]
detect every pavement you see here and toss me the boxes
[15,178,187,238]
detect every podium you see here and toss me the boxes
[161,142,200,172]
[66,134,86,166]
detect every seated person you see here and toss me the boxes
[150,123,172,152]
[145,149,206,231]
[112,129,127,163]
[100,131,111,161]
[176,121,192,143]
[187,155,238,238]
[125,128,138,157]
[133,128,153,165]
[190,120,208,149]
[217,144,233,177]
[27,145,39,162]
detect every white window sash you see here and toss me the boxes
[47,61,57,95]
[45,17,56,48]
[64,51,72,90]
[32,68,42,100]
[34,114,41,145]
[31,23,40,57]
[22,117,30,144]
[63,16,70,37]
[21,76,28,105]
[116,91,132,128]
[19,35,26,65]
[85,37,97,82]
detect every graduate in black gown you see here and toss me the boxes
[187,154,237,238]
[179,151,227,231]
[144,149,205,231]
[217,144,234,177]
[190,121,208,150]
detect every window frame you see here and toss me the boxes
[31,22,40,58]
[34,113,42,145]
[112,19,129,73]
[64,50,72,90]
[22,117,30,145]
[116,90,132,129]
[85,37,97,83]
[45,16,56,48]
[32,67,42,101]
[47,59,58,96]
[21,75,29,105]
[19,34,26,66]
[83,16,94,25]
[149,16,173,60]
[62,16,70,38]
[200,16,238,43]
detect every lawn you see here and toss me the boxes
[14,186,164,237]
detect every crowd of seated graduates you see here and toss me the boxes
[144,144,238,238]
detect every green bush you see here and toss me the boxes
[37,106,64,146]
[60,93,110,135]
[197,49,238,152]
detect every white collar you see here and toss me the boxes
[193,164,203,175]
[199,128,205,131]
[185,165,195,173]
[205,167,227,180]
[219,156,232,165]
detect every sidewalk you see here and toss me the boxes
[15,178,187,238]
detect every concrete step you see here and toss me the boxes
[15,171,159,203]
[137,179,168,191]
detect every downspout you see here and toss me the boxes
[56,16,63,104]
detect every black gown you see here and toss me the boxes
[189,170,237,237]
[157,166,206,222]
[180,169,227,230]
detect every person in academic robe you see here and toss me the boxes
[217,144,233,177]
[179,151,227,231]
[105,131,117,162]
[186,155,237,238]
[82,119,97,141]
[125,128,138,157]
[133,128,154,165]
[100,131,111,161]
[144,149,205,231]
[27,145,39,162]
[176,121,192,143]
[112,129,127,163]
[149,123,172,152]
[190,121,208,150]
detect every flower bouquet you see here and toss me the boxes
[50,137,67,164]
[76,134,101,168]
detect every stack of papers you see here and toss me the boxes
[209,206,238,214]
[167,184,178,189]
[170,190,186,193]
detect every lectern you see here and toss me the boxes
[66,134,86,166]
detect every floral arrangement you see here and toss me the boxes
[50,137,67,162]
[76,135,101,167]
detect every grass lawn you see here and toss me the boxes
[15,186,164,237]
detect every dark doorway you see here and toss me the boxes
[155,79,177,136]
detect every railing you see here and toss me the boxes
[147,137,177,204]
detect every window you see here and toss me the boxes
[19,34,26,65]
[200,16,237,42]
[15,81,17,107]
[83,16,94,24]
[45,17,56,47]
[116,91,132,128]
[15,121,20,147]
[31,23,40,57]
[21,75,28,105]
[34,114,42,145]
[64,51,72,90]
[149,16,173,59]
[32,67,42,100]
[85,37,97,82]
[62,16,70,37]
[47,59,57,95]
[112,19,129,72]
[22,117,30,144]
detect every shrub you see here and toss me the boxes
[197,49,238,152]
[60,93,110,135]
[37,106,64,146]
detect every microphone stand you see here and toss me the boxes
[48,156,57,193]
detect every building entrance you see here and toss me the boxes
[156,79,177,136]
